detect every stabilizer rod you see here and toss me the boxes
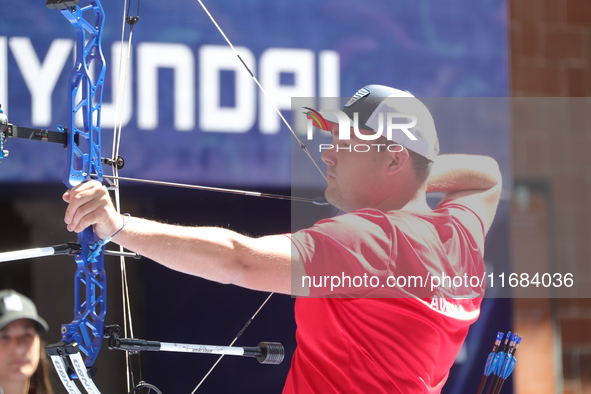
[105,326,284,365]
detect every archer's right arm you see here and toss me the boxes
[427,154,502,235]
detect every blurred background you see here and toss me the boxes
[0,0,589,393]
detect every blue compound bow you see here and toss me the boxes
[0,1,329,392]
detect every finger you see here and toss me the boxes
[64,190,94,225]
[72,205,112,235]
[66,196,104,232]
[64,181,103,214]
[68,192,113,234]
[70,179,104,194]
[63,181,95,204]
[64,184,110,227]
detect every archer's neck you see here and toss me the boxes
[373,183,431,213]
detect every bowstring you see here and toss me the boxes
[111,0,140,391]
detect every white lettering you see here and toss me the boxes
[3,38,340,137]
[429,295,466,315]
[101,42,133,128]
[9,37,73,126]
[137,42,195,130]
[260,48,314,134]
[199,45,255,133]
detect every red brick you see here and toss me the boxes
[553,175,585,205]
[510,27,523,61]
[565,99,591,131]
[561,317,591,347]
[545,28,587,61]
[544,0,565,25]
[567,68,589,96]
[513,0,544,27]
[569,137,591,170]
[566,0,591,25]
[512,99,551,139]
[520,64,564,96]
[509,0,520,23]
[563,351,577,380]
[581,354,591,391]
[511,63,525,93]
[545,128,569,174]
[571,212,591,280]
[521,27,545,59]
[559,298,591,310]
[539,98,565,139]
[524,137,552,175]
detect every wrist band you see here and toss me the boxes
[88,214,131,261]
[103,213,131,243]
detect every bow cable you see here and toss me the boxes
[190,292,274,394]
[102,175,329,205]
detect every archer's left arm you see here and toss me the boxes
[63,181,307,295]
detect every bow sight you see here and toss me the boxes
[0,105,69,162]
[0,105,124,170]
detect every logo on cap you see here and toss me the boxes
[345,87,370,107]
[3,294,23,311]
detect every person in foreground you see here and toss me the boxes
[63,85,502,393]
[0,290,53,394]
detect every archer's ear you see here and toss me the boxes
[386,145,410,175]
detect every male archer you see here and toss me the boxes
[63,85,501,393]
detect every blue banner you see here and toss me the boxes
[1,0,507,187]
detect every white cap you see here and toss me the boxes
[307,85,439,160]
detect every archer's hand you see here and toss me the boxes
[63,180,122,240]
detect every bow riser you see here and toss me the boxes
[46,0,107,372]
[64,228,106,368]
[58,0,106,187]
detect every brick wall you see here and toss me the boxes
[510,0,591,393]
